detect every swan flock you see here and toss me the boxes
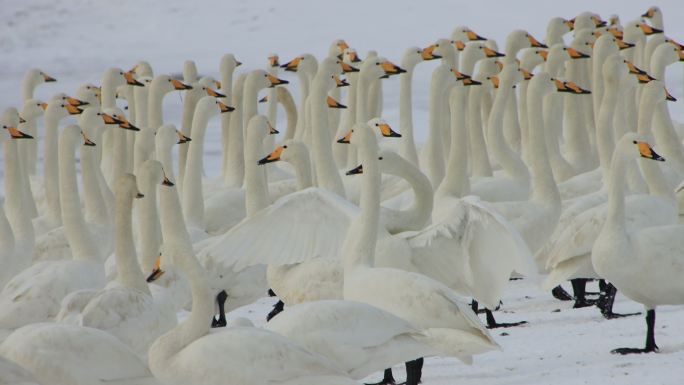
[1,5,684,385]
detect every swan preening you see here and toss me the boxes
[1,5,684,385]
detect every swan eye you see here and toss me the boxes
[2,125,6,129]
[378,156,383,160]
[633,140,638,144]
[375,123,379,126]
[351,129,354,132]
[283,145,288,148]
[97,113,101,116]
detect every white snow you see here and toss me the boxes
[2,0,684,383]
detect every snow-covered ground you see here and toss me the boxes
[2,0,684,383]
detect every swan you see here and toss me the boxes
[19,69,56,175]
[147,157,355,385]
[545,17,573,47]
[59,174,176,359]
[0,125,105,330]
[590,132,682,354]
[0,109,35,289]
[282,53,318,141]
[17,99,46,219]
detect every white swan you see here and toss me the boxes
[0,125,104,330]
[19,68,56,175]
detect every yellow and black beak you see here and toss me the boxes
[327,96,347,109]
[421,45,442,60]
[82,132,96,146]
[565,47,590,59]
[637,141,665,161]
[337,130,352,144]
[335,76,350,88]
[268,122,279,135]
[124,71,145,87]
[136,191,145,199]
[639,23,663,35]
[483,47,505,58]
[337,40,350,54]
[101,113,121,125]
[450,68,471,81]
[259,95,268,103]
[616,39,635,50]
[40,102,48,111]
[257,146,284,165]
[462,77,482,86]
[520,68,534,81]
[666,38,684,51]
[218,101,235,113]
[268,55,280,68]
[206,88,226,98]
[117,116,140,131]
[537,50,549,61]
[665,88,677,102]
[66,96,89,107]
[466,30,487,41]
[162,170,175,186]
[555,79,591,94]
[380,61,406,78]
[528,34,547,48]
[454,40,466,51]
[636,73,655,84]
[171,79,192,90]
[345,164,363,175]
[267,73,289,87]
[7,126,33,139]
[592,16,607,27]
[65,104,84,115]
[281,57,302,72]
[642,8,656,18]
[340,61,359,73]
[625,60,647,75]
[18,116,26,124]
[376,122,401,138]
[564,19,575,31]
[176,130,191,144]
[214,80,222,89]
[146,254,165,283]
[609,28,625,40]
[348,51,362,63]
[488,75,500,89]
[42,72,57,82]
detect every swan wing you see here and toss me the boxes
[198,188,358,272]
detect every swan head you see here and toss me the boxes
[615,133,664,162]
[360,57,405,80]
[105,67,144,88]
[104,107,139,131]
[183,60,199,83]
[116,174,144,205]
[75,83,101,106]
[343,48,362,64]
[130,61,154,78]
[220,53,242,74]
[258,139,306,165]
[506,30,547,57]
[547,17,574,35]
[519,48,545,73]
[337,119,400,144]
[281,53,317,74]
[0,107,32,140]
[146,253,166,283]
[330,39,350,59]
[652,42,684,69]
[602,54,629,84]
[452,26,487,43]
[249,69,289,90]
[156,123,181,154]
[571,12,605,31]
[20,98,47,121]
[569,29,595,55]
[47,94,85,117]
[24,68,56,89]
[78,107,116,136]
[139,160,174,198]
[267,53,280,68]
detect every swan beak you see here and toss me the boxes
[616,39,635,50]
[340,61,359,73]
[483,47,505,58]
[146,255,165,282]
[335,76,350,88]
[259,95,268,103]
[666,38,684,51]
[136,192,145,199]
[82,132,96,146]
[217,101,235,113]
[637,141,665,161]
[636,73,655,84]
[565,47,590,59]
[40,102,48,111]
[42,72,57,82]
[377,123,401,138]
[206,88,226,98]
[101,113,121,125]
[124,71,145,87]
[117,116,140,131]
[677,49,684,62]
[564,19,575,31]
[609,28,625,40]
[345,164,363,175]
[257,146,284,165]
[348,51,362,63]
[281,57,302,72]
[66,97,89,107]
[639,23,663,35]
[466,30,487,41]
[7,126,33,139]
[527,34,547,48]
[18,116,26,124]
[176,130,191,144]
[162,175,175,187]
[268,122,279,135]
[454,40,466,51]
[327,96,347,109]
[267,74,289,87]
[65,104,84,115]
[268,55,280,68]
[213,81,223,91]
[591,16,607,27]
[520,68,534,81]
[555,79,591,94]
[380,61,406,77]
[665,88,677,102]
[337,40,350,52]
[171,79,193,90]
[537,50,549,61]
[462,77,482,86]
[421,45,442,60]
[450,68,471,81]
[488,75,500,89]
[337,130,352,144]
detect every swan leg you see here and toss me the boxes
[612,309,659,354]
[211,290,228,328]
[485,309,527,329]
[571,279,596,308]
[597,282,641,319]
[401,358,423,385]
[364,368,396,385]
[470,300,487,314]
[266,300,285,322]
[551,285,574,301]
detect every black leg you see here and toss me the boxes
[266,300,285,322]
[403,358,424,385]
[211,290,228,328]
[365,368,396,385]
[597,283,641,319]
[267,288,276,297]
[485,308,527,329]
[551,285,574,301]
[571,279,596,308]
[612,309,659,354]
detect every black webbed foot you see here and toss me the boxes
[551,285,573,301]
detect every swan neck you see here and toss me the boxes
[527,88,560,204]
[182,101,214,228]
[115,187,150,294]
[138,177,162,273]
[398,62,419,166]
[596,80,619,174]
[43,106,63,222]
[438,85,471,198]
[468,85,493,177]
[223,75,246,187]
[605,151,628,230]
[487,83,528,180]
[244,121,270,217]
[310,77,345,197]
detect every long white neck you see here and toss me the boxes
[278,87,298,141]
[81,130,110,226]
[148,83,167,130]
[604,148,628,232]
[340,72,360,169]
[219,65,236,185]
[178,86,202,193]
[21,76,38,102]
[92,125,116,218]
[592,47,616,125]
[133,83,149,128]
[43,105,65,224]
[596,73,620,176]
[182,99,216,229]
[527,85,560,206]
[156,136,176,183]
[115,187,150,294]
[381,154,433,234]
[468,82,493,177]
[109,124,131,187]
[0,204,15,262]
[242,76,263,129]
[398,59,419,166]
[265,67,279,152]
[424,66,449,188]
[437,84,471,200]
[563,60,595,172]
[487,81,529,181]
[614,77,648,193]
[223,74,247,187]
[294,71,311,138]
[101,74,118,110]
[4,140,32,255]
[244,119,270,217]
[138,175,162,274]
[543,91,575,182]
[59,131,100,261]
[291,149,313,190]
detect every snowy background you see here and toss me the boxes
[2,0,684,383]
